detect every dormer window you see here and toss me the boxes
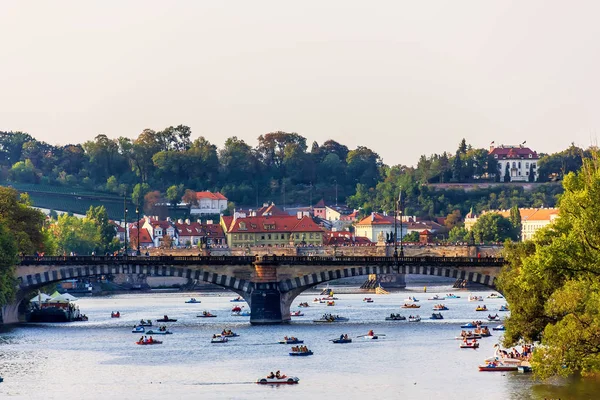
[529,154,532,158]
[239,222,246,230]
[494,154,498,159]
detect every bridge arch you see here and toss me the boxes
[279,264,498,293]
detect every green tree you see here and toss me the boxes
[166,185,183,207]
[509,205,522,241]
[0,187,46,254]
[445,210,462,230]
[0,220,18,306]
[448,226,469,243]
[403,231,419,242]
[86,206,116,252]
[504,163,510,182]
[471,212,515,243]
[51,214,101,255]
[528,163,535,182]
[498,156,600,378]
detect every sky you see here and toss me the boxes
[1,1,600,166]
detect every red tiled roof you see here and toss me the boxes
[221,216,234,231]
[314,199,326,208]
[489,146,538,159]
[128,227,153,244]
[356,213,396,226]
[227,215,323,234]
[195,191,227,200]
[325,236,372,245]
[175,222,225,238]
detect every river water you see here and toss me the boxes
[0,286,598,400]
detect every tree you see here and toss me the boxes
[182,189,197,205]
[471,213,515,243]
[509,205,522,241]
[403,231,419,242]
[50,214,102,255]
[0,220,18,306]
[166,185,183,207]
[448,226,469,243]
[528,163,535,182]
[0,187,46,254]
[498,155,600,378]
[86,206,116,252]
[143,190,162,215]
[451,151,462,182]
[444,210,462,230]
[504,163,511,182]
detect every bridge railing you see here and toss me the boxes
[19,255,505,267]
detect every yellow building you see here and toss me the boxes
[465,207,559,241]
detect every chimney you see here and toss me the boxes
[185,218,191,225]
[371,212,375,222]
[207,220,213,225]
[177,219,183,224]
[297,211,303,219]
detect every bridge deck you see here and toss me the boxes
[19,255,505,267]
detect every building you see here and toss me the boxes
[464,207,559,241]
[489,144,539,182]
[221,214,324,247]
[187,191,228,215]
[354,212,407,243]
[323,231,372,246]
[404,220,445,236]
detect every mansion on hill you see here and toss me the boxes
[490,143,539,182]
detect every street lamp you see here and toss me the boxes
[334,179,338,206]
[399,190,405,257]
[136,206,141,256]
[124,207,128,256]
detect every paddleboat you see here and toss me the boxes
[492,325,506,331]
[474,327,492,337]
[231,306,243,312]
[445,294,460,299]
[518,365,533,373]
[156,316,177,322]
[313,314,349,323]
[0,376,3,383]
[322,296,338,300]
[257,375,299,384]
[469,295,484,302]
[298,302,309,308]
[455,333,482,340]
[211,335,228,344]
[331,335,352,344]
[326,301,335,306]
[430,312,443,320]
[230,297,245,302]
[478,362,518,372]
[385,314,406,321]
[197,311,217,318]
[460,341,479,349]
[111,311,121,318]
[221,330,239,338]
[432,304,448,311]
[146,329,173,335]
[290,311,304,317]
[428,295,445,301]
[185,298,201,304]
[132,326,145,333]
[475,305,488,312]
[232,310,251,317]
[408,316,421,322]
[313,298,325,304]
[487,314,500,321]
[138,320,153,326]
[136,339,162,345]
[404,296,419,302]
[363,298,374,303]
[487,293,504,299]
[499,305,510,312]
[279,337,303,344]
[359,330,380,340]
[402,303,420,309]
[289,350,313,356]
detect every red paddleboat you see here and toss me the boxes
[231,306,242,312]
[136,340,162,345]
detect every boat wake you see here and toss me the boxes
[190,382,256,386]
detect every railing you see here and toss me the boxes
[19,255,506,267]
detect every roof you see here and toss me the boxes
[495,208,559,222]
[256,203,288,216]
[314,199,327,208]
[405,221,445,231]
[489,145,538,159]
[419,229,433,235]
[325,235,372,245]
[128,227,153,244]
[226,215,323,234]
[356,213,396,226]
[195,191,228,201]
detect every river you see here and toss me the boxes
[0,286,598,400]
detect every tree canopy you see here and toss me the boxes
[498,155,600,378]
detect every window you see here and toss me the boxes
[309,233,314,239]
[281,234,285,240]
[268,234,271,240]
[518,162,521,168]
[526,171,529,176]
[295,234,299,239]
[525,162,529,168]
[512,162,516,168]
[244,234,248,240]
[261,235,265,240]
[316,233,320,238]
[494,154,498,159]
[233,234,238,240]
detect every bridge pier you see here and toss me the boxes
[249,261,290,325]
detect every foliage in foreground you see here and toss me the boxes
[498,157,600,378]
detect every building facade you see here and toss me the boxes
[354,212,407,243]
[489,144,539,182]
[464,207,559,241]
[188,191,228,215]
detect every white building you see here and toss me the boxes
[187,191,228,215]
[465,207,559,241]
[354,212,407,243]
[489,144,539,182]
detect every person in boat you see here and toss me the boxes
[163,315,168,320]
[275,371,281,378]
[284,336,288,340]
[268,371,275,378]
[149,336,154,343]
[213,334,217,339]
[344,334,349,340]
[368,329,374,336]
[139,336,144,343]
[340,334,344,340]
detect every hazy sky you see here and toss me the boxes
[2,1,599,166]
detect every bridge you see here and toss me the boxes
[4,255,506,325]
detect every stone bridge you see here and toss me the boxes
[4,255,506,325]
